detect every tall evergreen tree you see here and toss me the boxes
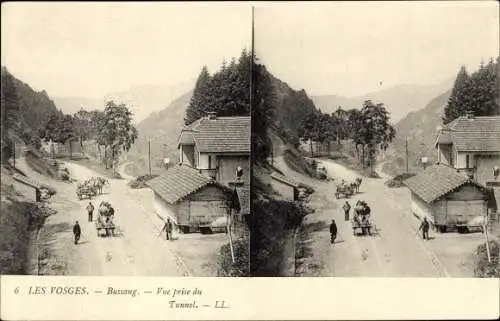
[184,66,211,125]
[252,58,276,163]
[443,66,472,124]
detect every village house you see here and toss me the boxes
[435,114,500,186]
[270,172,301,201]
[146,164,233,234]
[177,112,250,186]
[405,163,491,233]
[11,173,41,202]
[147,112,250,235]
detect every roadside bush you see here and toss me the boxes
[385,172,416,188]
[250,198,312,276]
[474,240,500,278]
[128,174,159,189]
[0,200,56,274]
[39,184,57,201]
[217,238,250,277]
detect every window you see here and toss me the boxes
[466,154,470,169]
[208,155,212,169]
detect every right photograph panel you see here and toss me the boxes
[250,2,500,277]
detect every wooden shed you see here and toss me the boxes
[146,164,233,234]
[12,173,41,202]
[270,172,300,201]
[405,163,490,232]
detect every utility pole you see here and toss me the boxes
[405,137,409,174]
[249,6,255,167]
[148,138,152,176]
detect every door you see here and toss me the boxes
[189,201,227,225]
[447,200,485,225]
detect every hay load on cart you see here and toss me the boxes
[95,201,116,237]
[76,176,109,200]
[76,181,97,200]
[352,200,376,236]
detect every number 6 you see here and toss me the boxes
[14,287,19,294]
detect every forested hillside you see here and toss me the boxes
[124,91,192,176]
[1,67,62,162]
[382,56,499,176]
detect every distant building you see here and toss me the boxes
[435,114,500,186]
[11,173,41,202]
[405,164,490,232]
[177,112,250,186]
[270,172,301,201]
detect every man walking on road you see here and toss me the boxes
[73,221,81,245]
[419,217,430,240]
[86,202,94,222]
[329,219,338,244]
[343,201,351,221]
[160,219,173,241]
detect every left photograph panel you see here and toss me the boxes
[1,3,251,277]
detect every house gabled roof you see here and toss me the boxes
[404,163,487,203]
[270,172,300,188]
[146,164,229,204]
[12,173,40,189]
[178,116,250,153]
[435,116,500,152]
[178,131,195,145]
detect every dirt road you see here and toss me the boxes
[274,156,485,277]
[17,158,189,276]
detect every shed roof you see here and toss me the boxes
[270,172,300,188]
[146,164,225,204]
[404,163,486,203]
[436,116,500,152]
[12,173,40,189]
[178,116,250,153]
[235,186,250,215]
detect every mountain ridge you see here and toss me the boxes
[312,77,454,122]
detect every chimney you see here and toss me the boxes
[207,111,217,120]
[465,110,475,120]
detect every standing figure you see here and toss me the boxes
[86,201,94,222]
[73,221,81,245]
[343,201,351,221]
[329,219,338,244]
[494,166,499,180]
[161,219,174,241]
[419,217,430,240]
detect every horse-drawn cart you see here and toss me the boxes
[335,184,354,199]
[95,201,116,237]
[351,216,375,236]
[351,201,376,236]
[95,219,115,237]
[76,184,97,200]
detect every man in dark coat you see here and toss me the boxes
[160,219,173,241]
[343,201,351,221]
[73,221,81,245]
[329,219,338,244]
[419,217,430,240]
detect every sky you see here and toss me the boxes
[2,2,499,99]
[255,2,499,97]
[1,3,252,98]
